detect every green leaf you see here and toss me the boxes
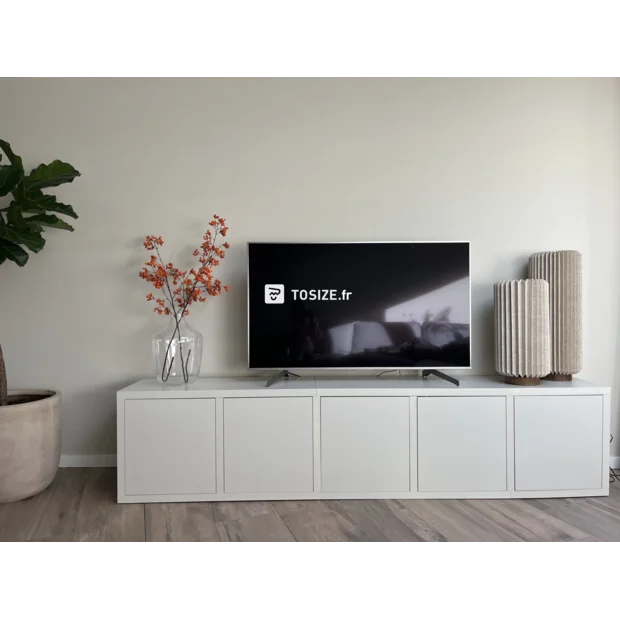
[0,239,29,266]
[11,194,45,214]
[0,224,45,253]
[24,190,78,219]
[0,140,23,171]
[28,190,78,220]
[0,142,79,265]
[5,203,46,233]
[47,202,78,219]
[24,160,80,192]
[0,165,22,197]
[24,213,74,232]
[6,203,25,226]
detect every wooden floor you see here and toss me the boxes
[1,468,619,541]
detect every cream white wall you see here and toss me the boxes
[0,78,618,458]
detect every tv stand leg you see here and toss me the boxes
[422,369,460,386]
[265,370,300,387]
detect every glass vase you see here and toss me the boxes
[153,313,203,385]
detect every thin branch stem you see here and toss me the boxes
[0,344,7,406]
[162,354,175,382]
[153,246,186,382]
[176,230,222,318]
[183,348,192,381]
[153,247,178,316]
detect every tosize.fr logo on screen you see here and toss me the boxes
[264,284,352,304]
[264,284,285,304]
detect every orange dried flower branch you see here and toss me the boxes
[139,215,230,320]
[139,216,230,383]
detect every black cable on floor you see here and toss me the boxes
[610,434,619,483]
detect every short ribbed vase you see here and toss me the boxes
[528,250,582,381]
[494,279,551,386]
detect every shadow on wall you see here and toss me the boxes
[472,282,494,374]
[62,381,134,455]
[117,236,160,370]
[514,255,530,280]
[221,269,248,372]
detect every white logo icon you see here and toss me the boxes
[265,284,285,304]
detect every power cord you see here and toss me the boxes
[610,434,620,483]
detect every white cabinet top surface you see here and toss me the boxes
[119,375,609,397]
[119,376,317,395]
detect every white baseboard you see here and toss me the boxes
[60,454,117,467]
[60,454,620,469]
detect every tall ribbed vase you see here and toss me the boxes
[528,250,582,381]
[494,279,551,386]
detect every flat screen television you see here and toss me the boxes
[247,242,471,370]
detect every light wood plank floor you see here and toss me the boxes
[1,468,619,542]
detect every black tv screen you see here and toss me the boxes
[247,242,470,369]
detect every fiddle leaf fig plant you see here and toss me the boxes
[0,139,81,267]
[0,139,81,405]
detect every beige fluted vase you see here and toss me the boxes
[529,250,582,381]
[494,279,551,386]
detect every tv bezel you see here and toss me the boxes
[246,240,472,371]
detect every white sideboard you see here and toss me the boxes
[116,376,610,503]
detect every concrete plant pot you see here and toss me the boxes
[0,390,61,503]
